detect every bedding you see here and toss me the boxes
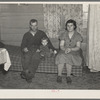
[5,45,82,76]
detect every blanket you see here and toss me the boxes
[5,45,82,76]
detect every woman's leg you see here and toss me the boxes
[66,64,72,77]
[66,64,72,83]
[58,64,64,76]
[57,63,64,83]
[55,52,66,83]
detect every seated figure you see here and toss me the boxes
[39,37,57,60]
[55,19,83,84]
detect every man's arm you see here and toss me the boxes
[21,34,28,52]
[42,33,55,51]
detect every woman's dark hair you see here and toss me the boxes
[29,19,38,25]
[65,19,77,30]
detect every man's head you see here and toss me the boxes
[41,37,48,46]
[29,19,38,32]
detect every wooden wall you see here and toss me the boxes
[0,4,87,63]
[0,4,44,46]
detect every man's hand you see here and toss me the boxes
[23,47,28,52]
[36,49,40,52]
[65,48,71,54]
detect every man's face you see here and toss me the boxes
[30,22,38,32]
[42,40,48,46]
[67,23,75,32]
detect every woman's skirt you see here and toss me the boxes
[55,50,82,66]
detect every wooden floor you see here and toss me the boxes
[0,66,100,89]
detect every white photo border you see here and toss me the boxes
[0,1,100,99]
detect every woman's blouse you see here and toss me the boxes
[59,30,83,49]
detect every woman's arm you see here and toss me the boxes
[60,40,65,51]
[71,41,81,51]
[65,41,81,54]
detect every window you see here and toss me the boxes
[83,4,89,28]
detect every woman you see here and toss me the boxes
[55,19,83,84]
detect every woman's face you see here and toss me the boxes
[67,23,75,32]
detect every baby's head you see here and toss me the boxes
[41,37,48,46]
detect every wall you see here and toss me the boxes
[82,4,89,65]
[0,4,44,46]
[0,5,2,40]
[0,4,88,63]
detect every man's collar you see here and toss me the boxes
[30,30,38,34]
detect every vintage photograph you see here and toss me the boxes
[0,2,100,90]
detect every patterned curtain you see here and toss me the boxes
[43,4,83,38]
[43,4,61,38]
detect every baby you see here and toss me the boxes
[38,37,57,60]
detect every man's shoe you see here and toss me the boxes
[20,73,26,79]
[66,76,72,84]
[57,76,62,83]
[26,78,32,83]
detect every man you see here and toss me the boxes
[21,19,56,83]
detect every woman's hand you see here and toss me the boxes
[65,48,71,54]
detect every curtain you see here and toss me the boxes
[88,4,100,72]
[43,4,83,38]
[43,4,61,38]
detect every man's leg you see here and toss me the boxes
[28,52,41,78]
[21,52,32,79]
[22,52,41,83]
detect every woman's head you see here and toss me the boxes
[65,19,77,32]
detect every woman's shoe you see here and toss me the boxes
[57,76,62,83]
[66,76,72,84]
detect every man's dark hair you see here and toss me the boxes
[65,19,77,30]
[29,19,38,25]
